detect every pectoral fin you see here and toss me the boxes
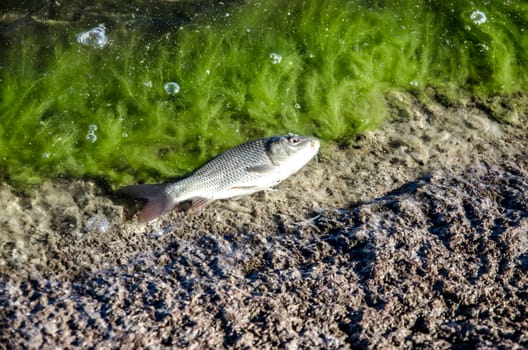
[191,197,212,211]
[245,165,277,173]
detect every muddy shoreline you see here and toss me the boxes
[1,92,527,348]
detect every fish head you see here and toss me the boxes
[267,133,320,170]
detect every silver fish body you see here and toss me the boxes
[121,133,320,222]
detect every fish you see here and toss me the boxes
[120,133,320,223]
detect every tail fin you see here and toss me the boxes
[120,184,174,223]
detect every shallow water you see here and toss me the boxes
[0,92,526,348]
[1,3,527,348]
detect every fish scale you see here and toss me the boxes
[121,133,319,223]
[167,138,271,197]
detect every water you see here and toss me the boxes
[0,0,526,189]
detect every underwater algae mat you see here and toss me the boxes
[0,0,527,187]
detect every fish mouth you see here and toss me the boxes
[310,139,320,151]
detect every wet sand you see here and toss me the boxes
[1,92,527,348]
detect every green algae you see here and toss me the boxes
[0,0,527,188]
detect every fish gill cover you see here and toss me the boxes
[0,0,526,188]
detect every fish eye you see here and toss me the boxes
[289,136,300,144]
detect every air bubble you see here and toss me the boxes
[410,80,419,87]
[150,224,178,238]
[294,103,302,109]
[76,24,108,49]
[86,215,110,233]
[470,10,487,25]
[164,82,180,95]
[86,125,97,143]
[478,43,489,52]
[86,131,97,143]
[269,52,282,64]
